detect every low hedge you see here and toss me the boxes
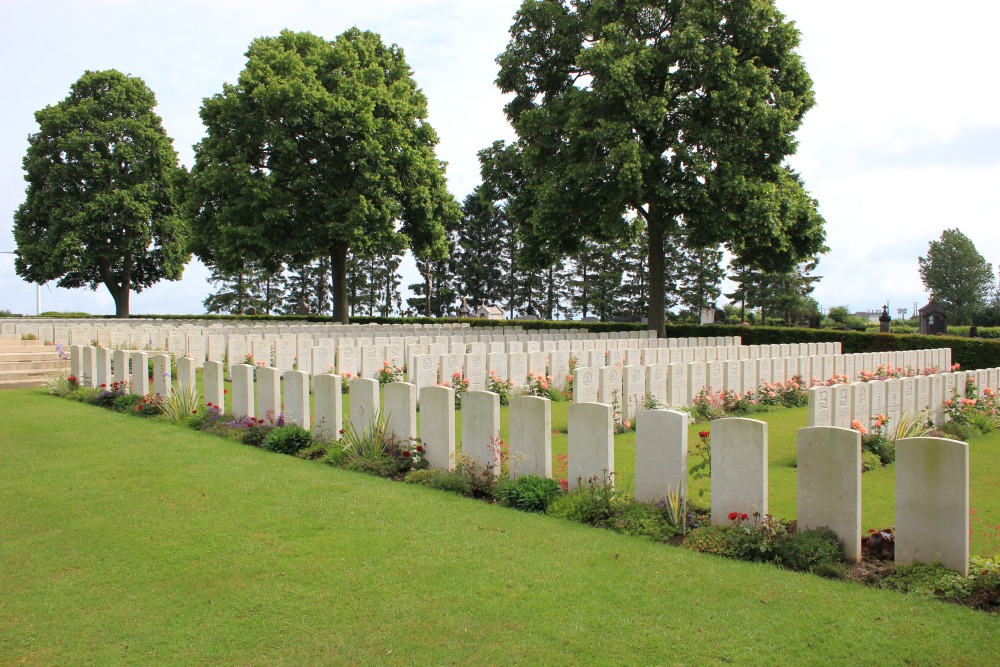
[662,324,1000,370]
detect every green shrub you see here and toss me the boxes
[863,434,895,465]
[344,456,399,478]
[683,526,741,558]
[496,475,563,513]
[881,563,971,601]
[861,450,884,472]
[938,421,976,442]
[240,421,273,447]
[404,468,474,496]
[112,393,142,413]
[263,425,313,455]
[547,476,616,525]
[775,528,844,572]
[404,469,446,487]
[605,500,680,543]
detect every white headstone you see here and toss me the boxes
[462,390,501,477]
[284,370,310,428]
[349,377,380,434]
[572,367,599,403]
[256,366,281,422]
[313,374,342,440]
[797,426,862,562]
[895,437,969,576]
[152,353,171,398]
[567,402,614,490]
[711,418,768,525]
[130,351,149,397]
[384,382,417,443]
[634,409,688,503]
[509,396,552,479]
[419,386,456,470]
[231,364,254,418]
[204,360,225,414]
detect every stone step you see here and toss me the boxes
[0,359,68,372]
[0,340,57,350]
[0,368,62,387]
[0,351,65,363]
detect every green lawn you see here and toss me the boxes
[1,387,999,665]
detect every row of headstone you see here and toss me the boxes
[807,367,1000,430]
[710,420,969,574]
[65,348,972,575]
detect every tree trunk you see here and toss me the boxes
[111,285,130,318]
[331,241,350,324]
[99,256,131,318]
[647,218,666,337]
[546,266,554,319]
[425,271,432,317]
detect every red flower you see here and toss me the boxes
[192,409,198,414]
[100,384,106,388]
[728,511,739,521]
[416,445,423,453]
[402,450,411,458]
[699,431,710,439]
[740,513,749,521]
[339,429,345,435]
[223,389,228,394]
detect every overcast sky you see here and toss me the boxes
[2,0,998,319]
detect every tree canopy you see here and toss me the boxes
[493,0,826,334]
[190,28,459,323]
[13,69,189,317]
[918,228,995,324]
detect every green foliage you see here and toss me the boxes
[263,425,313,456]
[881,563,972,602]
[918,229,995,324]
[403,468,473,496]
[658,323,1000,371]
[43,374,77,398]
[547,477,616,525]
[240,420,273,447]
[863,434,895,466]
[13,69,189,318]
[160,384,202,423]
[683,526,742,558]
[454,186,511,312]
[496,475,563,513]
[775,528,844,572]
[340,409,393,460]
[546,476,678,542]
[191,29,459,323]
[861,450,884,472]
[111,393,142,414]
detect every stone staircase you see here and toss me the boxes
[0,335,70,389]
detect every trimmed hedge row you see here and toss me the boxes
[663,324,1000,371]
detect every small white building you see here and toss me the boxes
[476,304,505,320]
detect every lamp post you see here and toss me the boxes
[0,251,41,315]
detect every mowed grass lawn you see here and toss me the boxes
[2,388,999,665]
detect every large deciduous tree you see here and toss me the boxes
[918,228,995,324]
[13,70,189,317]
[190,29,459,323]
[494,0,826,335]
